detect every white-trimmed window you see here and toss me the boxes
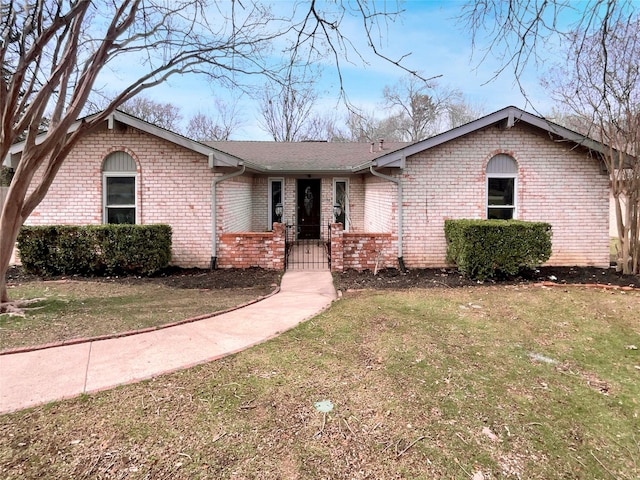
[102,151,137,224]
[333,178,349,230]
[268,177,284,228]
[486,154,518,220]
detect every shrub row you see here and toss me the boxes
[18,224,172,276]
[445,219,552,281]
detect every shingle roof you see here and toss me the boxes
[205,141,410,172]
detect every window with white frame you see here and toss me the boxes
[268,178,284,228]
[486,154,518,220]
[333,178,348,230]
[102,151,137,224]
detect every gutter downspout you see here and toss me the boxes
[369,164,406,272]
[211,164,245,269]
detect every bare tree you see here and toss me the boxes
[446,99,485,128]
[383,75,464,141]
[546,108,595,137]
[344,109,404,143]
[298,112,345,142]
[186,99,242,141]
[118,96,183,131]
[0,0,417,312]
[462,0,639,274]
[543,17,639,274]
[461,0,637,93]
[258,70,319,142]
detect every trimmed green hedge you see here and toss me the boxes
[18,224,172,276]
[445,219,552,281]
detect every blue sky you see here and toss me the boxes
[139,0,560,140]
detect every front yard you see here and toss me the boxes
[1,276,638,479]
[0,267,280,351]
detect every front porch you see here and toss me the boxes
[285,223,330,271]
[216,223,397,272]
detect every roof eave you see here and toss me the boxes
[257,167,358,175]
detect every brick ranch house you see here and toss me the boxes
[4,106,611,272]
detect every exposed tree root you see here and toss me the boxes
[0,298,46,317]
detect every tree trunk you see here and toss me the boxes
[630,190,640,274]
[613,193,629,274]
[0,210,23,307]
[0,178,30,308]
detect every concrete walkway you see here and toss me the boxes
[0,270,337,414]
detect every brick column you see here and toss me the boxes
[272,222,286,271]
[330,223,344,272]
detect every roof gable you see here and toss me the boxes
[374,106,608,168]
[4,110,243,169]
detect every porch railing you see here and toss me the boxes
[285,223,331,270]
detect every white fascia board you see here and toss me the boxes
[351,161,375,172]
[513,109,606,153]
[375,107,518,167]
[108,111,246,168]
[208,150,244,168]
[108,112,213,158]
[2,151,18,167]
[4,110,243,169]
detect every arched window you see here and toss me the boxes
[486,154,518,219]
[102,151,137,224]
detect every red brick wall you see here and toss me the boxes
[22,121,610,271]
[329,224,344,272]
[341,232,395,272]
[217,223,286,270]
[330,224,396,272]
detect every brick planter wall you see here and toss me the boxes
[217,223,285,270]
[330,223,396,272]
[342,232,395,272]
[329,223,344,272]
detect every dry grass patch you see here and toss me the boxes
[0,280,276,351]
[1,285,638,479]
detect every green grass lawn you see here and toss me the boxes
[1,285,639,479]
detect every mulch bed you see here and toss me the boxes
[6,265,638,291]
[4,266,281,290]
[332,266,639,291]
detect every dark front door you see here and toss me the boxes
[297,179,321,239]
